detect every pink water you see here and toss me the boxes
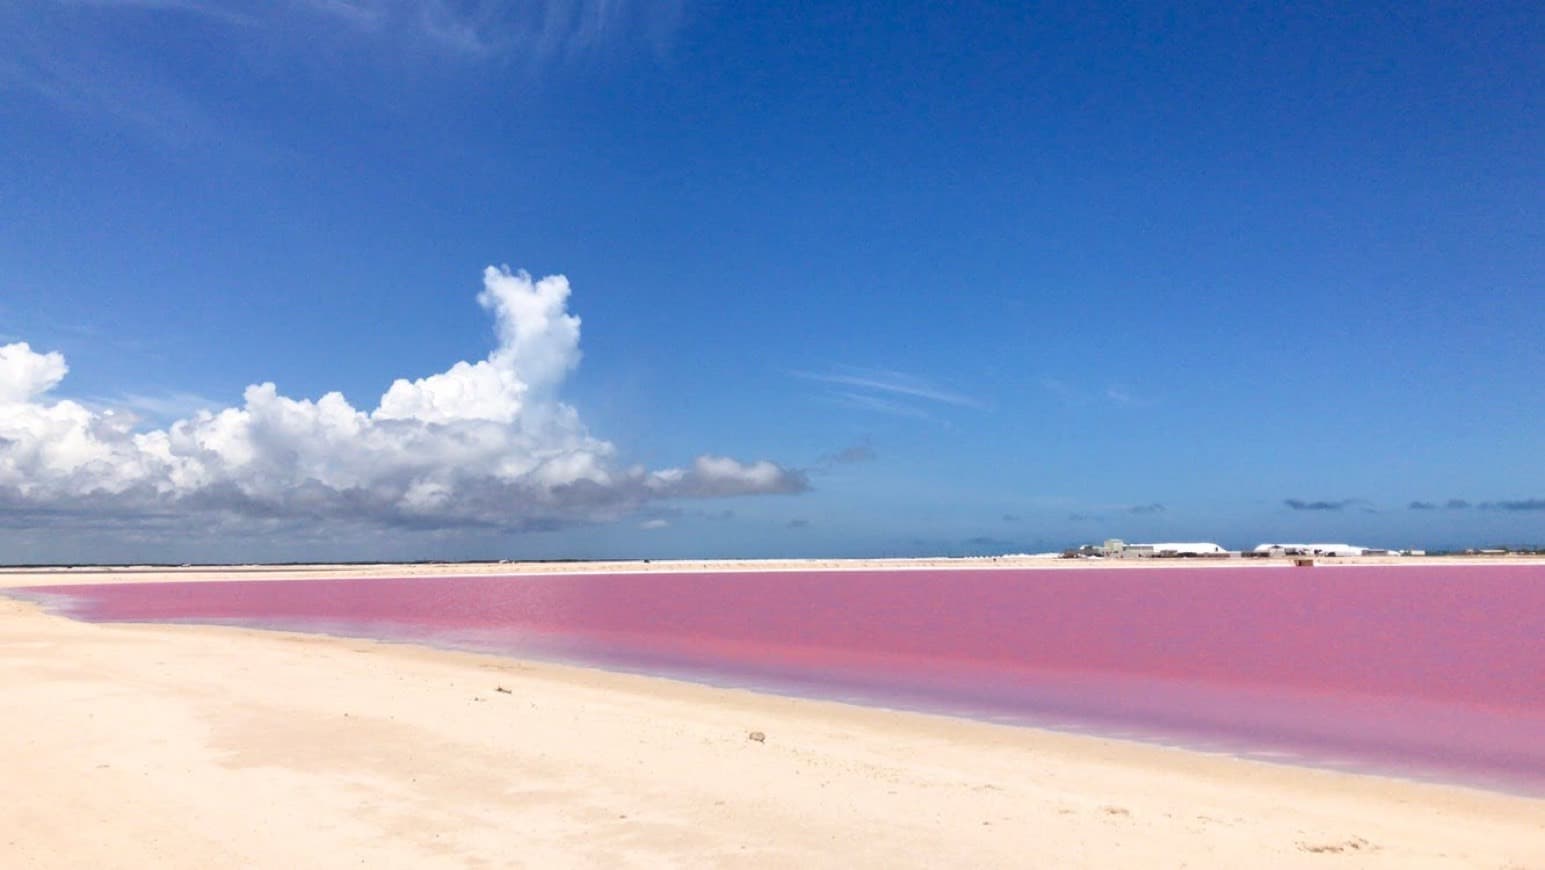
[16,564,1545,794]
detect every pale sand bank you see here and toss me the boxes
[3,582,1543,868]
[5,553,1544,588]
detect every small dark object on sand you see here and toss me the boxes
[748,731,766,743]
[495,686,512,694]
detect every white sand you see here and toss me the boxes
[3,563,1543,868]
[6,552,1541,588]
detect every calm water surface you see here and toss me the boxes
[16,564,1545,794]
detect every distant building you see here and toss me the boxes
[1251,543,1399,557]
[1099,539,1228,558]
[1148,542,1230,557]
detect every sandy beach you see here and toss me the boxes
[4,563,1544,868]
[6,552,1540,586]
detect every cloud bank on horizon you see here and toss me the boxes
[0,266,805,534]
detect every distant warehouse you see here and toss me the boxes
[1250,543,1402,557]
[1098,540,1229,558]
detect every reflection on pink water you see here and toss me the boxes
[17,564,1545,793]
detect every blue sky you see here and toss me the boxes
[2,1,1542,562]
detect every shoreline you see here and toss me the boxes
[60,602,1545,803]
[5,552,1545,588]
[6,563,1545,866]
[4,595,1544,867]
[12,560,1545,798]
[80,611,1545,801]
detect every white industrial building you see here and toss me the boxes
[1099,540,1229,558]
[1251,543,1399,557]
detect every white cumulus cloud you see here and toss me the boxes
[0,266,805,534]
[0,342,68,403]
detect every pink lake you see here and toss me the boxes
[14,563,1545,794]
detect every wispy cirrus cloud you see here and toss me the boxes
[823,391,932,419]
[2,0,686,142]
[56,0,255,21]
[1040,376,1077,400]
[0,2,214,144]
[797,367,983,408]
[796,366,985,419]
[305,0,687,60]
[1042,376,1158,408]
[1104,386,1159,408]
[38,0,683,58]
